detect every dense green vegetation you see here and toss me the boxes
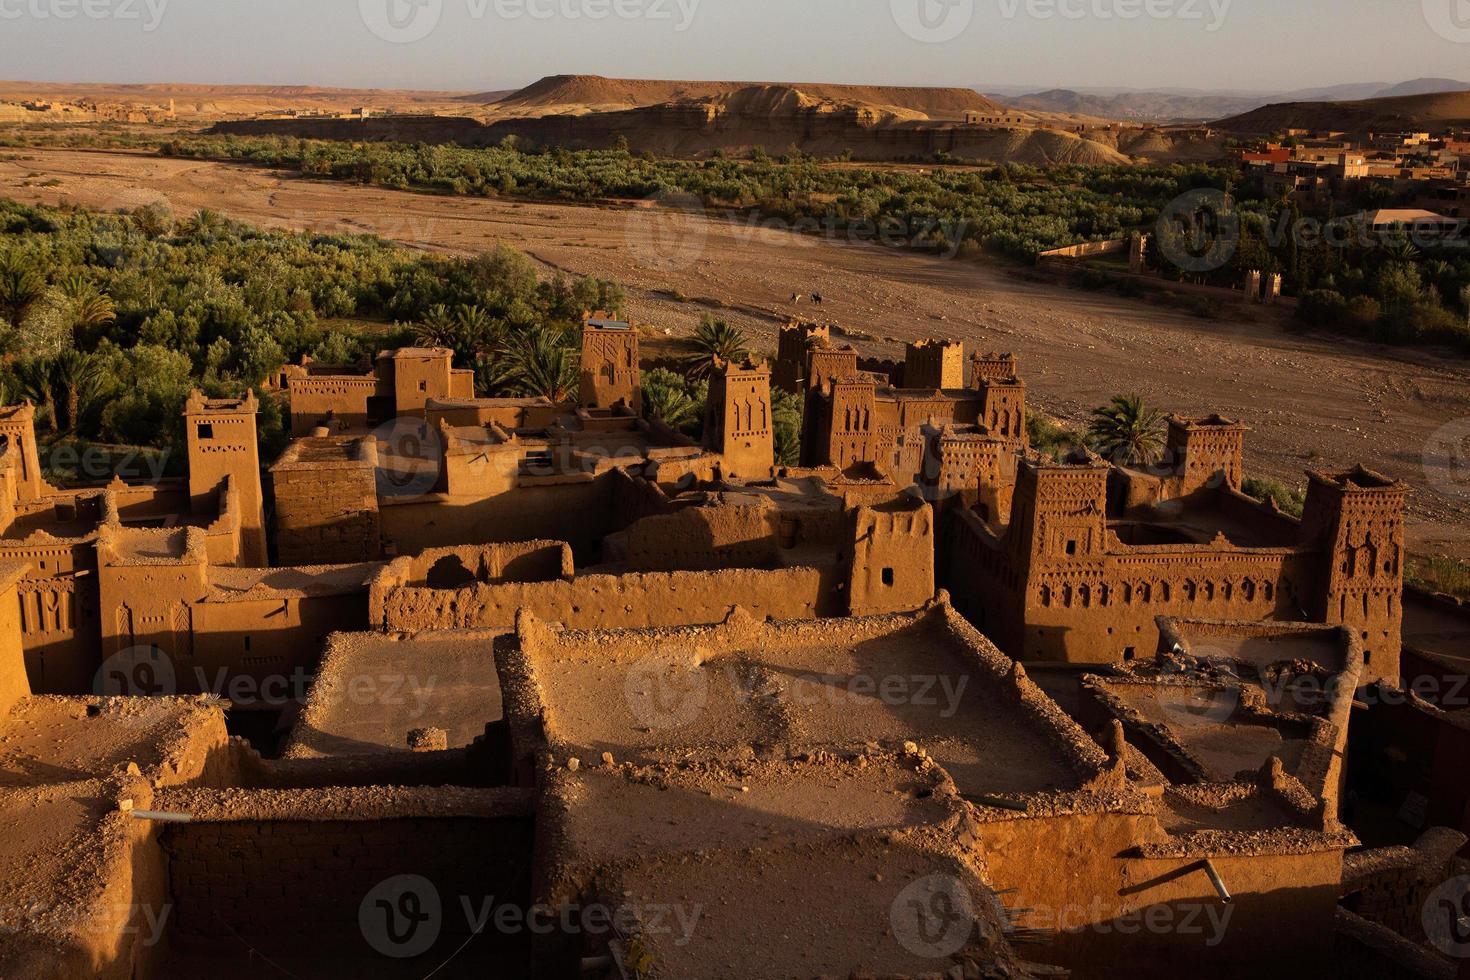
[158,134,1227,261]
[0,196,621,463]
[0,195,804,472]
[1157,191,1470,350]
[153,135,1470,350]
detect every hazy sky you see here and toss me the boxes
[2,0,1468,93]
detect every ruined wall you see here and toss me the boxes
[847,502,936,616]
[379,475,617,560]
[979,811,1343,979]
[380,565,834,632]
[163,790,533,950]
[621,503,779,572]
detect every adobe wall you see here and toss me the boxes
[379,565,834,632]
[271,443,381,566]
[1020,548,1316,664]
[0,564,30,714]
[286,375,380,436]
[186,591,371,699]
[160,787,534,950]
[979,810,1344,978]
[405,541,573,585]
[621,503,779,572]
[17,574,101,694]
[426,398,561,431]
[847,502,936,616]
[378,474,616,560]
[392,352,455,416]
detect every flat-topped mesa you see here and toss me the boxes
[579,310,640,416]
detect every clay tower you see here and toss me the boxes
[185,390,267,567]
[579,312,641,414]
[1300,466,1409,683]
[704,358,775,480]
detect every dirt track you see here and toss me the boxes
[3,147,1468,558]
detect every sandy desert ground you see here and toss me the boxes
[2,147,1468,559]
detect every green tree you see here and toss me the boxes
[0,253,44,330]
[772,389,803,467]
[641,368,703,433]
[55,274,116,349]
[49,349,109,432]
[13,358,57,433]
[682,316,751,380]
[499,325,579,402]
[1086,394,1167,466]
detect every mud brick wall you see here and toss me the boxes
[382,565,834,632]
[165,815,532,946]
[273,465,381,565]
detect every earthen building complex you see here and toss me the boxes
[0,313,1465,979]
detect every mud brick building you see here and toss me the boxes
[946,443,1409,683]
[283,346,475,436]
[0,311,1466,978]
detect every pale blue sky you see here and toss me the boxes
[0,0,1466,94]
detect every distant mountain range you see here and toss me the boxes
[983,78,1470,123]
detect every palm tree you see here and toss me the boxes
[1086,394,1167,467]
[13,358,57,434]
[414,304,457,349]
[500,325,579,402]
[49,349,108,432]
[641,368,701,432]
[55,275,116,349]
[682,316,750,380]
[415,304,500,366]
[0,254,44,330]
